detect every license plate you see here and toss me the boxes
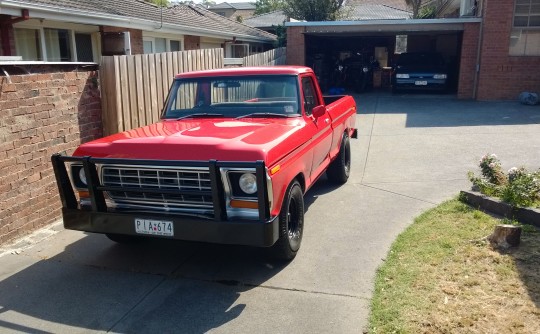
[135,218,174,237]
[415,80,428,86]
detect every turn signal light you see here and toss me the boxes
[270,165,281,175]
[78,191,90,198]
[230,200,258,209]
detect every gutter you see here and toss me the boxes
[0,1,275,43]
[285,18,482,27]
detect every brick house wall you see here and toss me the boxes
[0,65,102,244]
[101,26,144,55]
[286,26,306,66]
[458,22,481,99]
[184,35,201,50]
[476,0,540,100]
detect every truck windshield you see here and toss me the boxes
[162,75,301,119]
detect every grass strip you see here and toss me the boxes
[368,199,540,334]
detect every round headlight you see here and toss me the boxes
[79,167,87,186]
[239,173,257,194]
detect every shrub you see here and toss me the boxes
[469,154,540,208]
[502,167,540,207]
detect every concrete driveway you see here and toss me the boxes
[1,93,540,333]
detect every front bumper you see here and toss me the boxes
[394,78,447,91]
[52,154,277,247]
[62,208,279,247]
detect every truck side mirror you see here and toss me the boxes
[312,105,327,118]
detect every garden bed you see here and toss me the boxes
[460,190,540,228]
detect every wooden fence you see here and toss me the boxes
[100,47,286,135]
[243,47,286,67]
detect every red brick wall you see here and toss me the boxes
[477,0,540,100]
[0,66,102,244]
[101,26,144,55]
[458,23,481,99]
[184,35,201,50]
[286,26,306,66]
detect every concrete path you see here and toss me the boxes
[1,93,539,333]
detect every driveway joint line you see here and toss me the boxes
[174,276,369,301]
[106,254,196,332]
[356,183,438,205]
[361,178,464,185]
[360,95,378,184]
[107,276,167,333]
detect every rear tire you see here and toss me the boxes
[327,134,351,184]
[268,180,304,261]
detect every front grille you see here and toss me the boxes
[101,165,213,215]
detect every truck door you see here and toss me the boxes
[301,75,333,180]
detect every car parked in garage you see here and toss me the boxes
[392,52,448,93]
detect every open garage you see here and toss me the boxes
[286,19,482,97]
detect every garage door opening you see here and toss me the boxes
[305,31,463,95]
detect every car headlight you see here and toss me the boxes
[239,173,257,195]
[433,74,447,79]
[396,73,409,79]
[71,164,88,189]
[79,168,87,186]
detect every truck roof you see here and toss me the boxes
[175,66,314,79]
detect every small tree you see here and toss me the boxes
[255,0,285,15]
[200,0,216,8]
[274,24,287,47]
[283,0,345,21]
[146,0,170,6]
[404,0,423,19]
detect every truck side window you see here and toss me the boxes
[301,77,319,116]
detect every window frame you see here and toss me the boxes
[300,76,320,116]
[510,0,540,56]
[513,0,540,29]
[13,20,98,62]
[143,34,184,54]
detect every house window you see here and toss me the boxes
[144,37,180,54]
[143,39,154,54]
[75,33,94,62]
[14,28,43,61]
[510,0,540,55]
[44,28,72,61]
[155,38,166,53]
[170,40,182,52]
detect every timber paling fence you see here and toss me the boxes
[100,47,286,135]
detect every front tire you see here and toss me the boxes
[327,134,351,184]
[268,180,304,261]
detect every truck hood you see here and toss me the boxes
[74,118,306,165]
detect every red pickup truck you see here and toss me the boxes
[52,66,357,260]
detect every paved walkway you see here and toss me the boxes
[1,93,539,333]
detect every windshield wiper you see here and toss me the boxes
[236,113,295,119]
[174,113,224,120]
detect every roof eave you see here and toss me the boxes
[1,1,275,43]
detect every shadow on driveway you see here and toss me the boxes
[0,181,339,333]
[0,234,289,332]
